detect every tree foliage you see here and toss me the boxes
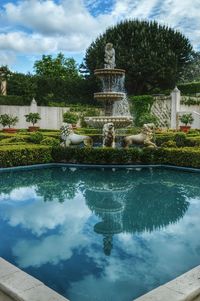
[84,20,193,94]
[34,53,80,80]
[180,51,200,83]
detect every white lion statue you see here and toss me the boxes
[123,123,157,148]
[60,123,93,147]
[103,122,115,148]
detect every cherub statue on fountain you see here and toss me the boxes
[104,43,116,69]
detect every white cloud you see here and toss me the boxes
[0,0,200,69]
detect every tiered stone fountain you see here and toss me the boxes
[85,43,133,129]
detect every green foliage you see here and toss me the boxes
[0,95,25,105]
[161,140,177,148]
[63,112,79,124]
[179,113,194,126]
[52,147,142,164]
[7,73,36,103]
[0,136,25,145]
[41,137,60,147]
[0,145,52,167]
[178,82,200,95]
[28,132,44,144]
[129,95,155,126]
[85,20,193,94]
[174,132,187,147]
[0,114,18,128]
[138,113,158,127]
[34,53,80,80]
[25,113,41,126]
[142,147,200,168]
[181,51,200,83]
[181,96,200,106]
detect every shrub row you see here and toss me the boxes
[0,145,52,167]
[178,82,200,95]
[52,146,200,168]
[0,95,27,105]
[1,144,200,168]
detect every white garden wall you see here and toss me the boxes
[0,100,70,130]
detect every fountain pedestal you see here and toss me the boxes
[85,44,133,129]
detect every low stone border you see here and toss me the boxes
[0,258,69,301]
[134,265,200,301]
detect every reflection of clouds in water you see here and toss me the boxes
[1,188,90,236]
[12,194,91,267]
[68,198,200,301]
[0,186,37,202]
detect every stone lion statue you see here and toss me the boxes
[60,123,93,147]
[104,43,116,69]
[103,122,115,148]
[123,123,157,148]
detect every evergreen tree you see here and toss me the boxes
[84,20,193,94]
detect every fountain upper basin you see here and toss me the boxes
[94,68,125,76]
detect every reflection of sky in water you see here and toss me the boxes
[0,167,199,301]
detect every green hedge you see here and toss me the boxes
[0,145,52,167]
[52,147,142,164]
[0,95,27,105]
[1,144,200,168]
[178,82,200,95]
[142,147,200,168]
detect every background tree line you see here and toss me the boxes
[1,19,200,106]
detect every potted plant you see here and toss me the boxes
[63,112,79,128]
[25,112,41,132]
[179,113,194,133]
[0,114,18,133]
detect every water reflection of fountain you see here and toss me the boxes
[84,171,190,256]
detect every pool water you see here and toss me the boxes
[0,166,199,301]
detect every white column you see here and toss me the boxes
[171,86,181,129]
[30,98,38,113]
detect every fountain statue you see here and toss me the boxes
[104,43,116,69]
[85,43,133,132]
[60,123,93,147]
[123,123,157,148]
[102,122,115,148]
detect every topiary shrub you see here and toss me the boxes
[174,132,187,147]
[41,137,60,147]
[28,132,44,144]
[63,112,79,124]
[161,140,177,148]
[0,136,25,145]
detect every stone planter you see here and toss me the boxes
[28,126,40,132]
[180,125,191,133]
[2,128,17,134]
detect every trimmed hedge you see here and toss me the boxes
[142,147,200,168]
[1,144,200,168]
[0,145,52,167]
[178,82,200,95]
[52,147,142,164]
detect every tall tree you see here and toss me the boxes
[34,53,80,79]
[84,20,193,94]
[180,51,200,83]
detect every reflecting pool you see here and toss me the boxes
[0,166,200,301]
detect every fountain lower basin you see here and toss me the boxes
[84,116,133,128]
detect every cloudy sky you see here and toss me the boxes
[0,0,200,73]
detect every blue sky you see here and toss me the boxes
[0,0,200,73]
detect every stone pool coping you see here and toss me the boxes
[1,163,200,173]
[0,258,199,301]
[0,163,200,300]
